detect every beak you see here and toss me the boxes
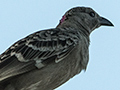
[99,17,114,26]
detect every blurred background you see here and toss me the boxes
[0,0,119,90]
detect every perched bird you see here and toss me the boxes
[0,7,113,90]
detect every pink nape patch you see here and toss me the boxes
[60,15,66,24]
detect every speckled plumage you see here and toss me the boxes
[0,7,113,90]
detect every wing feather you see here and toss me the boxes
[0,28,79,81]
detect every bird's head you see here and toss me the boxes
[57,7,114,33]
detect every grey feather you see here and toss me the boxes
[0,7,113,90]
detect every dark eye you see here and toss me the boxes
[89,12,95,17]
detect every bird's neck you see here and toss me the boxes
[56,19,90,37]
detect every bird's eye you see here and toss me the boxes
[89,12,95,17]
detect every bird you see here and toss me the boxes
[0,7,113,90]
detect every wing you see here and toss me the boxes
[0,28,79,82]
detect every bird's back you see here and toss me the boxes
[0,27,89,90]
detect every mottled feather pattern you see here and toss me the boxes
[0,28,79,68]
[0,7,114,90]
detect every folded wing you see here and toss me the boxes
[0,28,79,82]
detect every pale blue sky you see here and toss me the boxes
[0,1,119,90]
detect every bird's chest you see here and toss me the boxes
[66,38,89,76]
